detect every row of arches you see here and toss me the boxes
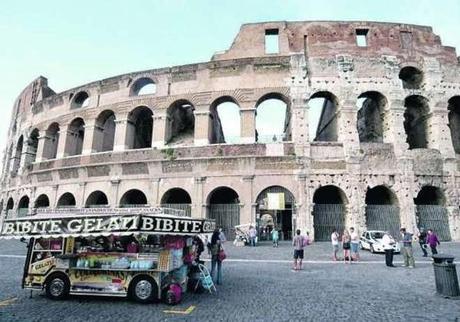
[5,184,451,241]
[9,91,460,174]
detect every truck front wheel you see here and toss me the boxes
[45,274,70,300]
[129,276,158,304]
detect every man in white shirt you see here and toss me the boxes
[331,229,339,261]
[382,232,396,267]
[350,227,360,262]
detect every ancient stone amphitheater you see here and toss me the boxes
[2,21,460,241]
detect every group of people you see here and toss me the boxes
[330,227,360,263]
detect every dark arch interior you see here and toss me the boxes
[415,186,445,205]
[57,193,76,207]
[309,91,338,142]
[44,123,60,159]
[357,92,386,143]
[12,136,24,173]
[35,194,50,208]
[313,185,346,204]
[129,107,153,149]
[95,110,116,152]
[120,189,148,206]
[6,198,14,210]
[399,66,423,89]
[132,77,156,96]
[404,95,429,149]
[86,191,109,207]
[72,92,89,109]
[448,96,460,154]
[29,128,40,163]
[161,188,191,204]
[209,187,239,204]
[166,100,195,144]
[67,118,85,156]
[365,186,397,205]
[18,196,29,208]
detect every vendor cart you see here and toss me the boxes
[0,207,215,304]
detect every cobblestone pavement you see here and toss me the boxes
[0,240,459,322]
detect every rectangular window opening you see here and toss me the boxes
[265,29,279,54]
[356,29,369,47]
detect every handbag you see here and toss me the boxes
[218,247,226,261]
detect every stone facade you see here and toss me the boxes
[1,21,460,240]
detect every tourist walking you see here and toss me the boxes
[248,226,257,247]
[342,230,351,264]
[219,227,227,244]
[382,232,396,267]
[426,229,440,255]
[210,229,223,284]
[417,227,428,257]
[400,228,415,268]
[292,229,305,270]
[350,227,360,262]
[331,229,340,261]
[271,228,279,247]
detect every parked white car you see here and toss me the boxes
[360,231,400,253]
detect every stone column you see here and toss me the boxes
[82,120,99,155]
[35,131,47,163]
[193,177,206,219]
[152,113,167,148]
[446,206,460,240]
[337,100,360,157]
[296,174,307,233]
[429,108,455,158]
[194,109,211,146]
[78,182,87,207]
[113,117,133,151]
[110,178,121,208]
[240,102,256,144]
[52,185,59,208]
[386,99,409,157]
[150,178,160,206]
[291,94,310,157]
[55,124,70,159]
[241,175,254,225]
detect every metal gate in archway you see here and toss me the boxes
[313,204,345,241]
[416,205,451,241]
[208,204,240,240]
[365,205,401,239]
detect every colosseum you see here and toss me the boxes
[1,21,460,241]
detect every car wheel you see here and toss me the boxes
[360,242,364,250]
[45,274,70,300]
[129,276,158,304]
[370,245,375,253]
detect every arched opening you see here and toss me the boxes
[399,66,423,89]
[17,196,29,217]
[27,128,40,164]
[12,136,23,173]
[127,106,153,149]
[308,92,339,142]
[256,186,295,241]
[357,92,386,143]
[85,191,109,208]
[42,123,60,160]
[209,97,240,144]
[131,77,156,96]
[57,192,76,208]
[71,91,90,109]
[255,93,290,143]
[404,95,430,149]
[94,110,116,152]
[4,146,12,174]
[166,100,195,146]
[365,186,400,238]
[119,189,148,207]
[207,187,240,239]
[415,186,450,241]
[66,118,85,156]
[448,96,460,154]
[34,194,50,208]
[6,198,14,218]
[160,188,192,217]
[313,185,347,241]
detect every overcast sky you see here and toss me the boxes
[0,0,459,155]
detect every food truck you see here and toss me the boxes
[0,207,215,304]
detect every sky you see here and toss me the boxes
[0,0,459,154]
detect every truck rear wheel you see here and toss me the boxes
[45,274,70,300]
[129,276,158,304]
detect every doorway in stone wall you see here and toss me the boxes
[256,186,295,241]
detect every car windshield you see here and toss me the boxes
[370,232,384,239]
